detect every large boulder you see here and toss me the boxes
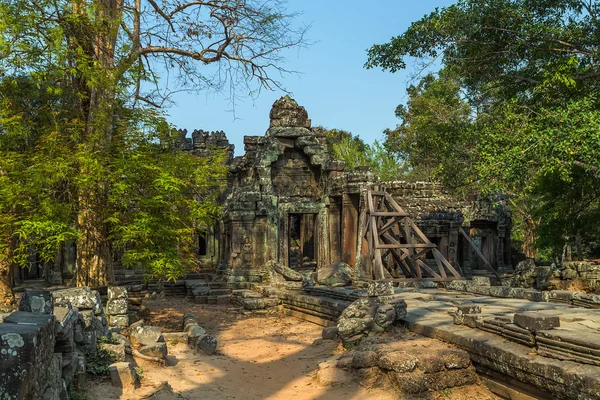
[317,261,353,287]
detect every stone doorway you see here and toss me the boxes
[288,213,317,270]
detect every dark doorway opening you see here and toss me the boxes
[289,213,317,270]
[198,230,207,256]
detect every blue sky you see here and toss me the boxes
[165,1,456,156]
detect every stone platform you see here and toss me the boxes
[396,287,600,400]
[239,284,600,399]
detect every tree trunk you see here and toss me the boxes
[523,215,538,259]
[76,190,113,287]
[575,233,583,261]
[0,243,15,312]
[71,0,121,287]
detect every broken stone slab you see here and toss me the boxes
[547,290,575,304]
[53,306,79,342]
[268,261,303,281]
[107,286,128,301]
[108,362,139,389]
[138,342,168,360]
[129,323,164,347]
[18,290,54,314]
[317,261,353,287]
[100,343,126,362]
[53,287,102,313]
[514,312,560,332]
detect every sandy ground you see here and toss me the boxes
[86,298,499,400]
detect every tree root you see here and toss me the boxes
[126,347,166,366]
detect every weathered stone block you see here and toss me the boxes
[192,286,210,297]
[129,324,164,347]
[351,351,379,368]
[514,312,560,332]
[268,127,311,137]
[18,290,54,314]
[107,298,128,315]
[53,287,100,311]
[317,261,352,287]
[472,277,491,287]
[457,303,481,315]
[100,343,126,362]
[107,286,128,301]
[195,334,217,355]
[367,281,394,297]
[108,362,139,389]
[138,342,168,360]
[463,314,484,328]
[377,351,418,373]
[0,312,56,400]
[446,280,468,292]
[322,326,339,340]
[470,286,491,296]
[79,310,101,332]
[488,286,511,298]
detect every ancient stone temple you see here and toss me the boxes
[210,96,512,283]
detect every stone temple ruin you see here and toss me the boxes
[2,97,600,399]
[214,95,512,285]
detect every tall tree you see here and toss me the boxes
[1,0,307,288]
[383,69,474,188]
[366,0,600,259]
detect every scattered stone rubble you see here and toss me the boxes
[336,282,407,343]
[183,314,217,355]
[317,336,477,395]
[0,286,109,399]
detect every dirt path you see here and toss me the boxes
[87,299,497,400]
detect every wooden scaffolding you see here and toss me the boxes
[363,190,464,281]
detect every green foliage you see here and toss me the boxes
[383,69,474,188]
[0,0,305,287]
[321,127,408,180]
[367,0,600,258]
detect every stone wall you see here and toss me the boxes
[0,287,108,399]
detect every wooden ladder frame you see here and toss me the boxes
[363,190,464,282]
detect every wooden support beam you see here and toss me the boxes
[458,227,501,279]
